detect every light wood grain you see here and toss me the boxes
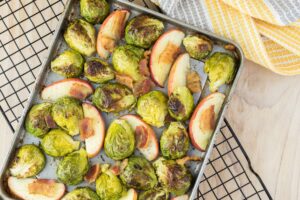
[226,60,300,200]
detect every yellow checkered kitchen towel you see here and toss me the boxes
[151,0,300,75]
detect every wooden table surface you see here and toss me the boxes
[1,1,300,199]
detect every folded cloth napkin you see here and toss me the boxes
[151,0,300,75]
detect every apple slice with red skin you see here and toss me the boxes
[121,114,159,161]
[8,177,65,200]
[81,103,105,158]
[41,78,93,101]
[97,9,130,59]
[150,29,185,87]
[119,189,138,200]
[189,92,225,151]
[84,164,101,183]
[171,195,189,200]
[168,53,190,96]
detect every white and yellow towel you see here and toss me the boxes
[152,0,300,75]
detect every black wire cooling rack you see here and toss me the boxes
[0,0,273,199]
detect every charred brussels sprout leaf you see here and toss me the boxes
[183,34,213,60]
[120,156,158,190]
[57,149,89,185]
[92,83,136,113]
[138,188,169,200]
[154,158,192,196]
[137,91,168,127]
[204,52,236,92]
[160,122,190,159]
[112,45,144,81]
[84,58,114,83]
[9,144,45,178]
[80,0,109,24]
[41,129,80,157]
[64,19,96,56]
[125,15,164,48]
[168,86,194,121]
[25,102,53,138]
[62,187,100,200]
[104,119,135,160]
[96,167,126,200]
[51,50,84,78]
[52,97,83,136]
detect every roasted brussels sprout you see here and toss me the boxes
[154,158,192,196]
[204,52,236,92]
[84,58,114,83]
[92,83,136,113]
[183,34,213,60]
[25,102,53,138]
[96,166,126,200]
[52,96,83,136]
[138,188,169,200]
[57,148,89,185]
[62,187,100,200]
[125,15,164,48]
[9,144,45,178]
[168,86,194,121]
[120,156,158,190]
[41,129,80,157]
[160,122,189,159]
[136,91,168,127]
[104,119,135,160]
[112,45,144,81]
[51,50,84,78]
[80,0,109,24]
[64,19,96,56]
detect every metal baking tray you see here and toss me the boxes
[0,0,244,199]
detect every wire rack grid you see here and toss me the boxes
[0,0,272,199]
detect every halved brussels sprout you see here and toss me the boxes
[92,83,136,113]
[84,58,114,83]
[183,34,213,60]
[136,91,168,127]
[80,0,109,24]
[62,187,100,200]
[120,156,158,190]
[138,188,169,200]
[96,166,126,200]
[57,149,89,185]
[9,144,45,178]
[204,52,236,92]
[154,158,192,196]
[168,86,194,121]
[52,96,83,136]
[25,102,53,138]
[64,19,96,56]
[104,119,135,160]
[51,50,84,78]
[125,15,164,48]
[41,129,80,157]
[160,122,190,159]
[112,45,144,81]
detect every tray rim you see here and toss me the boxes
[0,0,245,199]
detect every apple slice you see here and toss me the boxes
[8,177,65,200]
[121,114,159,161]
[41,78,93,101]
[171,195,189,200]
[84,164,101,183]
[168,53,190,96]
[82,103,105,158]
[150,29,185,87]
[119,189,138,200]
[189,92,225,151]
[97,9,130,59]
